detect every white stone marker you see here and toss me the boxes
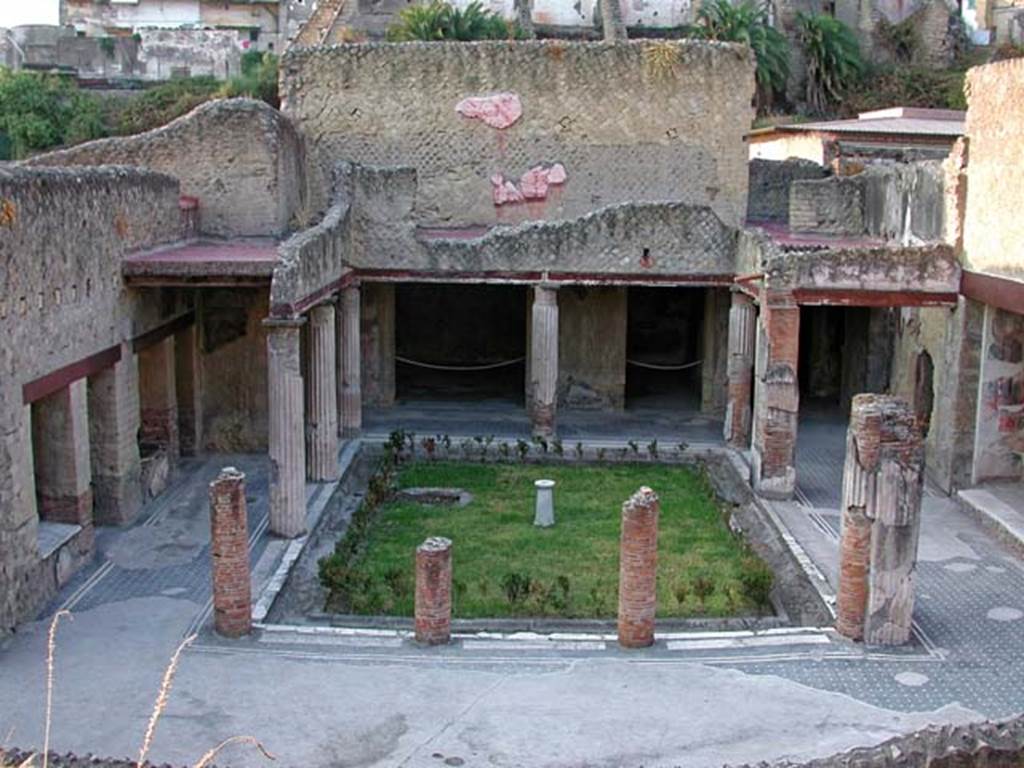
[534,479,556,527]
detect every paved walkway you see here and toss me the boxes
[1,421,1022,768]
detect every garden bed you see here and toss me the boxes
[318,460,776,620]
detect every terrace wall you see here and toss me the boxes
[282,41,755,230]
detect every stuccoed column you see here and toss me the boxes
[306,303,339,482]
[751,290,800,499]
[836,394,924,646]
[724,291,757,449]
[337,285,362,436]
[529,284,559,438]
[265,316,307,539]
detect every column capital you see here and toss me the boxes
[262,315,307,330]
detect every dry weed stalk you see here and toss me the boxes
[43,611,72,768]
[137,634,196,768]
[643,41,683,80]
[192,736,275,768]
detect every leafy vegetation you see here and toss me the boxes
[0,52,280,159]
[796,12,865,114]
[319,461,774,618]
[0,69,107,159]
[690,0,790,114]
[386,0,519,41]
[841,64,967,115]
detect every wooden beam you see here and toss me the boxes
[131,311,196,354]
[792,288,959,307]
[960,270,1024,316]
[22,345,121,405]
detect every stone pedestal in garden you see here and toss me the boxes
[618,486,660,648]
[836,394,924,646]
[415,536,453,645]
[209,467,252,638]
[534,479,555,527]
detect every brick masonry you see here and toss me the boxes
[209,467,252,638]
[618,486,660,648]
[415,536,452,645]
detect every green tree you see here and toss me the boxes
[0,68,107,159]
[387,1,517,42]
[691,0,790,114]
[796,12,864,115]
[218,50,280,107]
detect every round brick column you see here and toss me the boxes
[618,487,660,648]
[209,467,252,638]
[415,537,452,645]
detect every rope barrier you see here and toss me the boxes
[626,359,703,371]
[395,355,526,372]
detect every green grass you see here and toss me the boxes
[321,462,773,619]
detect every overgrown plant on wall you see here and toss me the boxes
[0,69,106,160]
[689,0,789,114]
[386,1,521,41]
[796,12,864,115]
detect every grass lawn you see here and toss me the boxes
[321,461,773,619]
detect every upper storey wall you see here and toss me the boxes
[962,58,1024,281]
[25,99,307,240]
[282,41,755,230]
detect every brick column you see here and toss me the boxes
[751,292,800,499]
[618,486,660,648]
[836,394,924,645]
[88,345,143,526]
[138,336,179,463]
[724,292,757,448]
[31,379,94,550]
[415,536,452,645]
[337,285,362,436]
[209,467,252,638]
[529,285,559,438]
[265,317,307,538]
[306,303,339,481]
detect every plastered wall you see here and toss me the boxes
[282,40,754,230]
[961,59,1024,281]
[0,166,183,631]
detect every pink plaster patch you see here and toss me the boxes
[491,174,524,205]
[490,164,568,207]
[456,93,523,130]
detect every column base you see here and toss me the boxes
[530,401,556,438]
[751,452,796,500]
[92,470,143,526]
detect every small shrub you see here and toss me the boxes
[420,436,437,459]
[516,439,530,462]
[692,573,716,610]
[383,566,411,599]
[740,559,774,614]
[552,438,564,457]
[575,442,584,459]
[588,584,609,616]
[674,582,690,608]
[498,441,511,461]
[501,571,533,606]
[533,435,549,454]
[627,440,639,457]
[647,439,659,460]
[596,447,607,462]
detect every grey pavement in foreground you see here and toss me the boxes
[0,414,1022,768]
